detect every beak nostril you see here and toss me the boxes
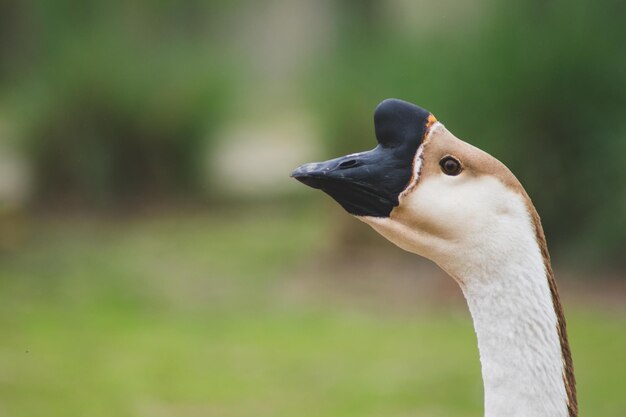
[338,159,360,169]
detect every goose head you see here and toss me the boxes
[292,98,533,273]
[292,98,577,417]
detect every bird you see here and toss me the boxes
[292,98,577,417]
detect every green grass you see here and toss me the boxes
[0,206,624,417]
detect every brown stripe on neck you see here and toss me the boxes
[528,203,578,417]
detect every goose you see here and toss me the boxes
[291,98,576,417]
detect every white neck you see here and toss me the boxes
[361,174,574,417]
[449,231,569,417]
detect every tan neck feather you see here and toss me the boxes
[526,197,577,417]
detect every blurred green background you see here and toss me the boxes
[0,1,625,416]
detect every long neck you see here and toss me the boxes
[453,222,576,417]
[361,177,577,416]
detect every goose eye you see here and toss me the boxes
[439,156,462,176]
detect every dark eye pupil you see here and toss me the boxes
[440,157,461,175]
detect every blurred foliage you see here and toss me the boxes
[308,0,626,265]
[0,0,624,264]
[1,1,237,205]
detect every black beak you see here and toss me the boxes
[291,150,399,216]
[292,98,434,217]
